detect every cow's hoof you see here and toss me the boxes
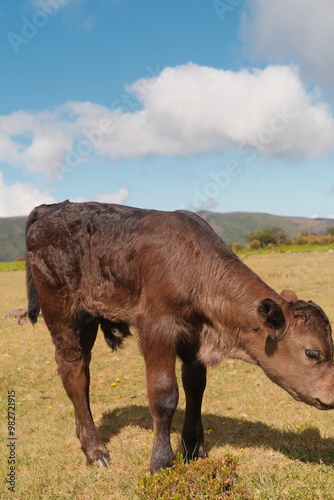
[183,443,207,462]
[197,449,208,460]
[94,453,110,468]
[150,453,175,475]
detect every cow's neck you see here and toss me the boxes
[195,254,281,366]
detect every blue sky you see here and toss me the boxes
[0,0,334,218]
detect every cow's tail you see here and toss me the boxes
[26,258,40,325]
[26,260,41,325]
[26,211,40,325]
[99,318,132,351]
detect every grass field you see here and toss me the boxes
[1,251,334,499]
[0,261,25,272]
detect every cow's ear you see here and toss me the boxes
[258,298,286,340]
[280,289,298,301]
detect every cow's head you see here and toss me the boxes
[250,290,334,410]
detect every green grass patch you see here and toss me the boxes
[235,243,334,258]
[137,453,251,499]
[0,261,25,272]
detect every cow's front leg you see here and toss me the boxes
[182,360,207,461]
[143,345,179,474]
[53,323,109,467]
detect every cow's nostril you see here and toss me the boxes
[316,398,334,410]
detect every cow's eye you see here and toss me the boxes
[305,350,321,360]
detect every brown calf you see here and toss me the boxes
[26,201,334,474]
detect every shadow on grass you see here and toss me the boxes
[99,405,334,465]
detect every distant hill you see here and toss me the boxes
[0,211,334,261]
[199,211,334,245]
[0,216,27,262]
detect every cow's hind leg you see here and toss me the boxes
[182,361,207,461]
[53,318,109,467]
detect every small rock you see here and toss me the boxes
[5,307,28,325]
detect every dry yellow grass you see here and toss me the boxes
[1,251,334,499]
[245,251,334,322]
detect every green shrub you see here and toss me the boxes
[293,235,308,245]
[292,234,334,246]
[137,453,252,500]
[246,228,288,247]
[231,242,244,253]
[248,239,261,250]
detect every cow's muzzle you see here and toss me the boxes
[316,398,334,410]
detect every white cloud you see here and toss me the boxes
[239,0,334,86]
[0,172,55,217]
[1,63,334,177]
[72,186,130,205]
[94,187,129,204]
[0,108,75,175]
